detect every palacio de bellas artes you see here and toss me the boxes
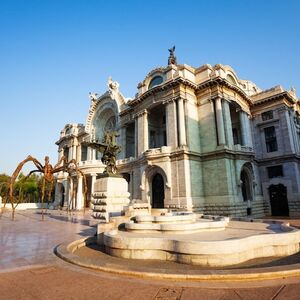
[54,48,300,219]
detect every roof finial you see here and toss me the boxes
[168,46,177,65]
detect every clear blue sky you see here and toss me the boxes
[0,0,299,175]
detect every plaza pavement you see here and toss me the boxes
[1,209,300,300]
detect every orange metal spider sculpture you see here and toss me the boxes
[5,155,87,220]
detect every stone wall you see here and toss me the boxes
[193,200,265,218]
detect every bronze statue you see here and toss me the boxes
[86,131,121,175]
[168,46,177,65]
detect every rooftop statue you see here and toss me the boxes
[168,46,177,65]
[89,92,98,101]
[108,76,119,91]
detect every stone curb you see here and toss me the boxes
[55,236,300,282]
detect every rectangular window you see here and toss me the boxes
[232,128,239,145]
[125,122,135,158]
[267,165,283,178]
[150,130,156,148]
[63,148,69,160]
[81,146,87,161]
[262,110,273,121]
[264,126,278,152]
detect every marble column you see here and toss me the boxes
[137,110,148,155]
[178,98,187,146]
[57,149,64,177]
[58,148,64,160]
[137,114,143,156]
[87,147,92,161]
[245,114,253,148]
[72,145,77,160]
[134,118,138,157]
[239,111,247,146]
[223,100,234,146]
[67,147,72,161]
[143,110,149,152]
[76,175,83,209]
[92,149,97,161]
[215,97,225,145]
[166,100,178,148]
[76,145,81,162]
[285,110,296,153]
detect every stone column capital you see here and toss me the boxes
[133,109,148,119]
[162,97,177,105]
[210,94,223,102]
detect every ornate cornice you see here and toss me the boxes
[129,77,196,107]
[197,77,252,105]
[252,91,296,106]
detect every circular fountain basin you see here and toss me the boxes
[135,212,198,223]
[103,214,300,267]
[126,213,228,233]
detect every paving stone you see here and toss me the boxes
[154,287,183,300]
[234,286,284,300]
[181,288,241,300]
[276,284,300,300]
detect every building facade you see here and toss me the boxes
[54,56,300,217]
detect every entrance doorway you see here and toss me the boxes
[240,164,254,216]
[269,184,289,216]
[152,173,165,208]
[240,169,252,202]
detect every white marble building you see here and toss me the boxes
[55,54,300,217]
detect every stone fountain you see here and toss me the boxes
[99,212,300,267]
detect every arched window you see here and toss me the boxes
[226,74,237,85]
[104,116,116,132]
[93,107,117,141]
[148,76,163,89]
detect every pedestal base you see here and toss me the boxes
[92,176,130,223]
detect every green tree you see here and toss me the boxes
[0,173,11,199]
[13,173,39,203]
